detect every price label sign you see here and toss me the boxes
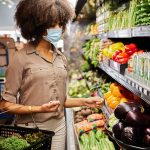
[132,82,135,87]
[128,80,131,84]
[139,87,143,92]
[143,89,148,96]
[135,84,139,90]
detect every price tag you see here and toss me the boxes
[132,82,135,87]
[135,84,139,90]
[139,87,143,92]
[128,80,131,84]
[143,89,148,96]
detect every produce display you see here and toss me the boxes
[96,2,110,32]
[69,70,111,98]
[0,136,29,150]
[102,42,125,60]
[0,132,45,150]
[127,52,150,87]
[85,23,99,36]
[69,77,90,98]
[96,0,150,33]
[74,106,104,122]
[108,0,137,31]
[112,102,150,147]
[108,114,119,132]
[135,0,150,26]
[68,1,150,149]
[104,82,141,109]
[74,106,100,123]
[83,38,100,67]
[101,42,143,64]
[79,130,115,150]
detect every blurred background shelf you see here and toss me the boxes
[98,26,150,39]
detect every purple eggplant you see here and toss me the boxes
[114,102,141,120]
[143,134,150,146]
[112,121,125,140]
[125,109,150,127]
[121,126,141,146]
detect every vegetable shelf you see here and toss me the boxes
[98,25,150,38]
[99,62,150,105]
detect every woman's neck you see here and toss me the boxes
[36,39,53,52]
[35,39,54,62]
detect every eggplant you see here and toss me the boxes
[114,102,141,120]
[143,134,150,146]
[112,121,125,140]
[145,128,150,135]
[125,109,150,127]
[121,127,141,146]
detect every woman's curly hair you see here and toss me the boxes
[15,0,75,42]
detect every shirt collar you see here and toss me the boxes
[26,44,36,54]
[26,43,62,56]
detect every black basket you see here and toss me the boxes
[0,125,55,150]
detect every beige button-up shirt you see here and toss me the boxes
[2,44,67,124]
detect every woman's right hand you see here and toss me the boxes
[40,101,60,113]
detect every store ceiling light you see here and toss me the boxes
[2,1,6,5]
[0,0,14,8]
[8,4,12,8]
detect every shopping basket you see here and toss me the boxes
[0,125,55,150]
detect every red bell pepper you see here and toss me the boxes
[125,43,138,56]
[116,52,129,60]
[137,50,144,54]
[129,43,137,50]
[126,50,137,56]
[112,50,122,60]
[117,57,128,64]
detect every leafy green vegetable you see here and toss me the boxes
[89,130,98,149]
[25,132,45,144]
[80,133,90,150]
[0,136,30,150]
[83,38,100,67]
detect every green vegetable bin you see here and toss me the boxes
[0,125,55,150]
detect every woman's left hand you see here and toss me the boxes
[83,97,104,108]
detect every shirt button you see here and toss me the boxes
[49,85,54,89]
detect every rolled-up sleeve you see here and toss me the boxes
[2,52,23,103]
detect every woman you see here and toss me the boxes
[0,0,103,149]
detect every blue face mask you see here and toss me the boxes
[43,29,62,47]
